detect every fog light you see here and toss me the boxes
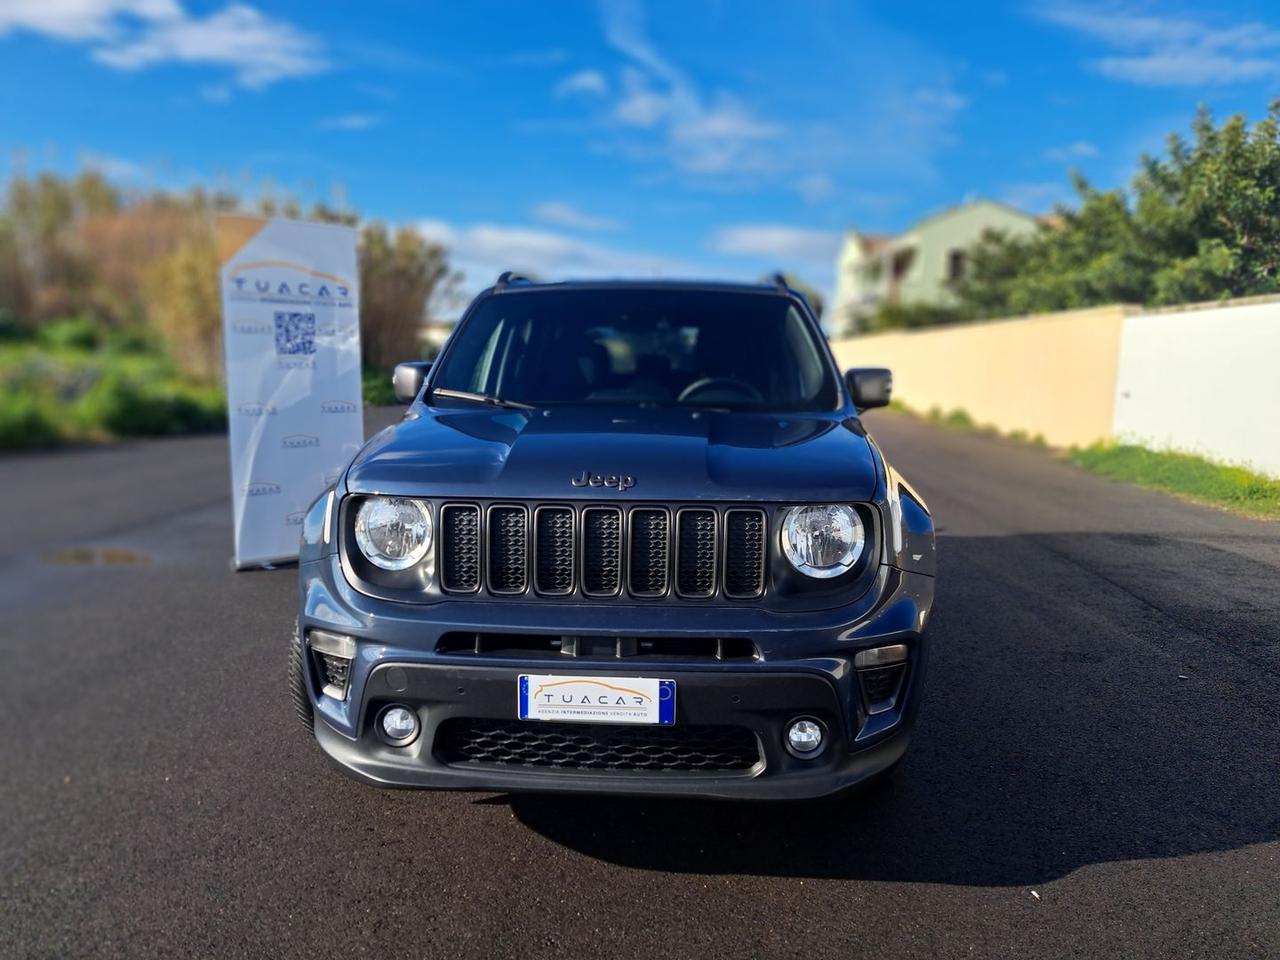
[380,706,419,745]
[785,717,825,757]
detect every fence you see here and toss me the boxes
[829,297,1280,477]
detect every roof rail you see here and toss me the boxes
[769,272,789,291]
[494,271,535,291]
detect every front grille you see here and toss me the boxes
[676,508,717,597]
[628,508,669,596]
[724,509,767,598]
[582,507,622,596]
[439,502,768,601]
[534,507,574,595]
[440,504,480,592]
[487,505,528,594]
[435,718,762,772]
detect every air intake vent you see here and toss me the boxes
[487,505,528,594]
[440,504,481,593]
[582,507,623,596]
[724,509,767,598]
[675,508,717,598]
[534,506,575,595]
[435,718,762,772]
[628,508,670,597]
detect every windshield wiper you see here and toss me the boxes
[430,387,536,410]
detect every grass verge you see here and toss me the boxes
[1070,443,1280,519]
[884,400,1279,519]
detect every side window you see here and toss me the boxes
[947,249,966,282]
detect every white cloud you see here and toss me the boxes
[1044,140,1099,162]
[710,225,843,263]
[317,113,381,131]
[1042,5,1280,86]
[0,0,178,41]
[0,0,325,88]
[93,3,325,87]
[599,2,783,178]
[531,201,623,232]
[554,68,608,98]
[418,220,714,304]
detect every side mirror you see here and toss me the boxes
[845,367,892,410]
[392,361,432,404]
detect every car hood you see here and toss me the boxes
[345,405,881,502]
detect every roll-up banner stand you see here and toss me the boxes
[217,216,364,570]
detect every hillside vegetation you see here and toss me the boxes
[0,172,456,448]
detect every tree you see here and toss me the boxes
[145,232,222,382]
[956,102,1280,318]
[358,224,454,371]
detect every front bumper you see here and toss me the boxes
[300,554,933,800]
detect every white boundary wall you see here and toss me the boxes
[1113,301,1280,477]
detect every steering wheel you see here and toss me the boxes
[677,377,765,405]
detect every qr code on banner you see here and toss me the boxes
[274,311,316,356]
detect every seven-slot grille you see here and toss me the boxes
[438,504,768,600]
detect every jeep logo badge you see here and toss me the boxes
[571,470,636,491]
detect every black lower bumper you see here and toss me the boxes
[312,657,922,800]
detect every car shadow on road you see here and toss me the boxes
[490,532,1280,885]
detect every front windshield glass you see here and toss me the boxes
[432,288,839,412]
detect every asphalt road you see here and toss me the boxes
[2,408,1277,959]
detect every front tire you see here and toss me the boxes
[288,619,314,730]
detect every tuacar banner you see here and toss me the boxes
[217,216,363,570]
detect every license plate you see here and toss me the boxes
[518,674,676,725]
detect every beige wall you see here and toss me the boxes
[830,305,1133,448]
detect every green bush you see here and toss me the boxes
[362,367,399,406]
[76,372,225,437]
[103,325,163,356]
[0,392,62,448]
[0,308,33,343]
[38,315,102,351]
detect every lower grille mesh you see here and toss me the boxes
[435,718,761,772]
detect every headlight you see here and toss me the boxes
[353,497,432,570]
[781,504,864,578]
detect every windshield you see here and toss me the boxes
[431,288,840,412]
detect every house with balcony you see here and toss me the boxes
[832,200,1047,333]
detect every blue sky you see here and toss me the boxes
[4,0,1280,307]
